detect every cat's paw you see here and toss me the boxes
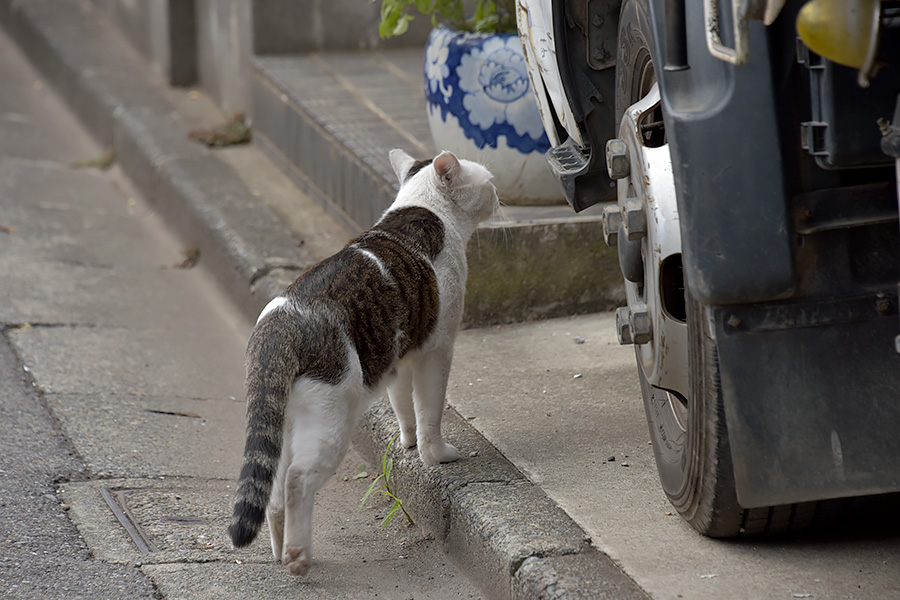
[419,440,459,465]
[283,545,311,576]
[399,429,417,449]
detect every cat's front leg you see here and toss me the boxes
[387,364,417,448]
[412,347,459,465]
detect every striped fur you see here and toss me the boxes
[228,149,497,574]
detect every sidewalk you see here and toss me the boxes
[3,1,900,600]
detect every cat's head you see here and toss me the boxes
[390,149,498,224]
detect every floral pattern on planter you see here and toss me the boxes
[424,26,550,155]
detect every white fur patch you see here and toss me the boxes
[354,247,391,280]
[257,296,288,324]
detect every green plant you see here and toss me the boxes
[377,0,517,38]
[359,437,415,529]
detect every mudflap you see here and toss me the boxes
[713,296,900,508]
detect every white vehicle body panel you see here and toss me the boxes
[515,0,584,146]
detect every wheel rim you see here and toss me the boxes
[616,64,691,491]
[617,84,689,402]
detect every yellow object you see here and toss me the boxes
[796,0,879,68]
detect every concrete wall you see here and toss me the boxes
[196,0,252,113]
[91,0,196,86]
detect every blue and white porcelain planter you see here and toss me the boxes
[424,26,562,205]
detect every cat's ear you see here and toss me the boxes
[433,151,461,188]
[390,148,418,184]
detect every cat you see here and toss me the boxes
[228,148,498,576]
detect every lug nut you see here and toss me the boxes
[606,138,629,180]
[615,306,633,344]
[615,304,652,345]
[622,197,646,240]
[630,302,652,344]
[601,204,622,247]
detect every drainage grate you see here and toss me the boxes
[100,487,159,554]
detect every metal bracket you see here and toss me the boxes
[703,0,787,66]
[586,0,620,70]
[704,0,751,65]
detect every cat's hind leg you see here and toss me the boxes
[281,466,316,576]
[281,379,354,575]
[412,347,460,465]
[265,450,288,562]
[387,363,417,448]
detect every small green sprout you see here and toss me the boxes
[359,437,415,530]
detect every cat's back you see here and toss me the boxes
[271,207,444,388]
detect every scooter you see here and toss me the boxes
[516,0,900,536]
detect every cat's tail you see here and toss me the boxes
[228,321,297,548]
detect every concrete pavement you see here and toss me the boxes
[2,1,900,599]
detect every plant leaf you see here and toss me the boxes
[379,19,394,39]
[384,456,393,483]
[359,474,384,511]
[381,502,401,530]
[378,0,516,35]
[358,435,416,530]
[392,15,411,37]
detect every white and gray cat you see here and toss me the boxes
[228,149,498,576]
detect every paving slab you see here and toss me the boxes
[0,160,181,269]
[61,448,481,599]
[0,260,236,330]
[0,0,319,320]
[0,109,90,163]
[8,324,244,399]
[142,557,472,600]
[46,394,245,479]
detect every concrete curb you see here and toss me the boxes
[0,1,648,598]
[352,401,649,599]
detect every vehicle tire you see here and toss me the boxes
[616,0,845,536]
[639,292,744,536]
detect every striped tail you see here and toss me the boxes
[228,326,297,547]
